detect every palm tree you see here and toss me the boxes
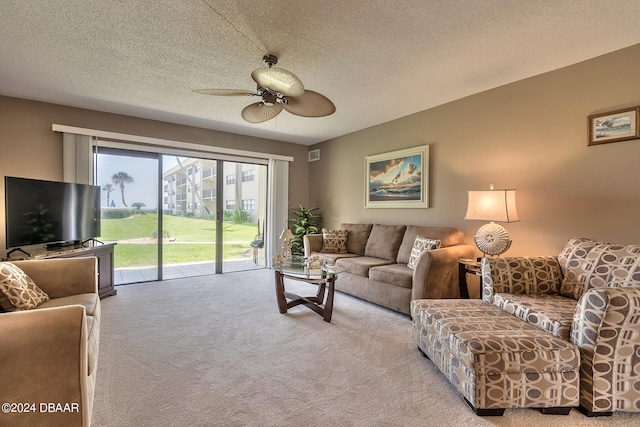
[111,172,134,207]
[102,183,114,208]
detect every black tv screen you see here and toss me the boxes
[4,176,101,249]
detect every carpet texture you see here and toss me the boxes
[92,269,638,426]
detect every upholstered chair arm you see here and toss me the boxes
[411,244,475,300]
[11,257,98,299]
[0,305,87,426]
[303,234,323,257]
[571,287,640,415]
[481,256,562,303]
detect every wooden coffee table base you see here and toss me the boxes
[274,270,336,322]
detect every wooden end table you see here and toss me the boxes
[270,258,344,322]
[458,258,481,299]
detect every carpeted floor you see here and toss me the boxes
[92,269,638,426]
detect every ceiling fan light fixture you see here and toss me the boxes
[193,53,334,123]
[261,92,277,107]
[251,67,305,97]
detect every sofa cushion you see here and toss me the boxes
[38,293,101,319]
[407,237,441,269]
[484,256,562,295]
[397,226,463,264]
[315,252,359,264]
[364,224,406,261]
[340,223,373,255]
[321,228,348,253]
[492,292,576,340]
[0,262,49,311]
[336,256,394,278]
[558,237,640,300]
[369,263,413,288]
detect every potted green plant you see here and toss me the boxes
[288,205,321,256]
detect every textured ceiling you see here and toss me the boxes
[2,1,640,145]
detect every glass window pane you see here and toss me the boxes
[96,150,159,284]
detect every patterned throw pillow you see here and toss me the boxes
[407,236,441,269]
[558,237,640,300]
[0,262,50,311]
[321,228,348,253]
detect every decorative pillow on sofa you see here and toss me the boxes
[0,262,50,311]
[321,228,348,253]
[558,237,640,300]
[407,237,441,269]
[396,225,462,264]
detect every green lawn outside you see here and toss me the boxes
[113,243,251,267]
[101,213,258,242]
[100,213,260,267]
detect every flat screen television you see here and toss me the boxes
[4,176,101,250]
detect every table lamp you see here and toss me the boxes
[280,228,294,259]
[464,184,519,256]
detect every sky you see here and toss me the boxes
[369,154,422,189]
[96,154,184,209]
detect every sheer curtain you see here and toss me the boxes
[266,159,289,261]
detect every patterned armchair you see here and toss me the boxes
[481,237,640,416]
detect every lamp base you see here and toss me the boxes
[282,240,292,259]
[474,222,512,256]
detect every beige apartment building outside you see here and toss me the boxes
[162,158,265,223]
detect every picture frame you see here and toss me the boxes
[365,145,429,208]
[588,107,639,146]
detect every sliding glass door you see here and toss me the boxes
[161,156,217,278]
[96,148,160,284]
[96,148,266,284]
[220,162,267,273]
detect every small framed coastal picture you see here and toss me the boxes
[364,145,429,208]
[588,107,639,146]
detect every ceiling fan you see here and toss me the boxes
[193,54,336,124]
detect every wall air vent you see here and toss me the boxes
[308,149,320,162]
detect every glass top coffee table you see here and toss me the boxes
[269,257,344,322]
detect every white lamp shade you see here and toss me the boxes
[465,189,519,223]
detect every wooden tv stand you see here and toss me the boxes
[6,243,117,299]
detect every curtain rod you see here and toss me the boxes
[52,124,294,162]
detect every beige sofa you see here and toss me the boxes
[0,257,100,427]
[412,237,640,416]
[304,223,475,314]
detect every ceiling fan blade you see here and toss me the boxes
[193,89,256,96]
[251,67,305,97]
[282,90,336,117]
[241,102,283,123]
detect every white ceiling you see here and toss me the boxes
[2,1,640,146]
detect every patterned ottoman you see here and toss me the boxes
[411,299,580,416]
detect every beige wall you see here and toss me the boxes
[0,96,309,254]
[309,43,640,257]
[3,43,640,258]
